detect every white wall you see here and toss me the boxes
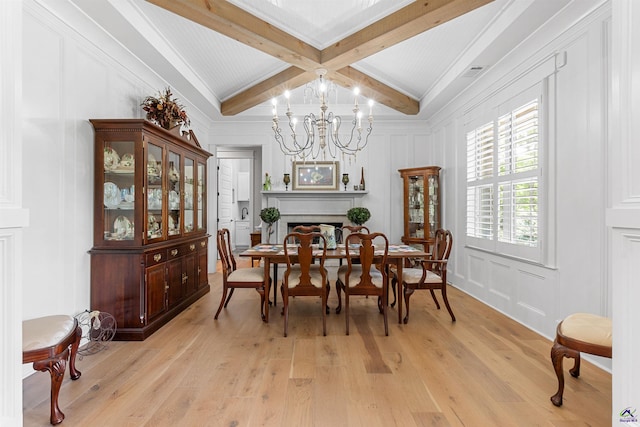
[609,0,640,421]
[1,1,26,424]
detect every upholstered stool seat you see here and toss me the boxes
[23,315,82,425]
[550,312,611,406]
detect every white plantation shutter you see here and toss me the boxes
[467,185,493,238]
[498,179,538,245]
[467,121,495,240]
[498,101,539,176]
[467,122,494,181]
[466,96,541,254]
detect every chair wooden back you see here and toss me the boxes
[427,229,452,275]
[283,232,327,288]
[292,225,321,233]
[216,228,236,277]
[344,232,388,290]
[339,225,370,243]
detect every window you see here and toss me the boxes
[466,93,542,260]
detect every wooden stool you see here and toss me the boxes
[550,312,611,406]
[23,315,82,425]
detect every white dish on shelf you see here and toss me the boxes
[104,147,120,171]
[147,214,160,238]
[104,182,120,208]
[120,153,134,169]
[113,215,133,238]
[147,153,160,177]
[168,165,180,183]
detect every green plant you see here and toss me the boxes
[347,207,371,225]
[260,207,281,225]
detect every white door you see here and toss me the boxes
[217,159,234,247]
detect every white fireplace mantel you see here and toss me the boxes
[262,190,368,242]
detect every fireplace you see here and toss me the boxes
[261,190,368,243]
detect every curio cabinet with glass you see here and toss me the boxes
[90,119,212,340]
[398,166,441,251]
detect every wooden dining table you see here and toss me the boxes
[239,243,429,324]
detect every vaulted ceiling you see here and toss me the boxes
[70,0,572,121]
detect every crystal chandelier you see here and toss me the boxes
[271,69,374,162]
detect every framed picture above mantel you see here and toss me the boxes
[292,161,339,190]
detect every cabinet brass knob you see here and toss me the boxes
[154,254,162,262]
[190,244,195,251]
[171,249,178,256]
[201,241,206,247]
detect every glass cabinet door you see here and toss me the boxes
[103,140,135,241]
[408,174,425,239]
[197,161,205,231]
[146,142,163,241]
[427,173,440,239]
[184,157,195,233]
[168,150,182,237]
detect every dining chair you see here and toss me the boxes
[215,228,268,321]
[335,232,390,336]
[281,231,329,337]
[391,229,454,323]
[337,225,370,266]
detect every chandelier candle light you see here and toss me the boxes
[271,69,374,162]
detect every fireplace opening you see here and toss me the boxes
[286,222,344,243]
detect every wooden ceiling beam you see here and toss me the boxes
[221,67,315,116]
[329,67,419,115]
[146,0,321,69]
[321,0,494,69]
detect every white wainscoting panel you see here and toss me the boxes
[487,259,512,313]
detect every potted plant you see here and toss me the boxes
[347,207,371,226]
[260,207,281,243]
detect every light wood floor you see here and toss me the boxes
[23,263,611,426]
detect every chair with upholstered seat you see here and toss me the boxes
[23,315,82,425]
[550,312,612,406]
[335,232,389,335]
[215,228,269,321]
[391,229,454,323]
[281,231,329,337]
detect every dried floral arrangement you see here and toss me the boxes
[141,87,190,130]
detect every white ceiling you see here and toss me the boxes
[70,0,573,121]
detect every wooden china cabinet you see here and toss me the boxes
[89,119,212,340]
[398,166,441,252]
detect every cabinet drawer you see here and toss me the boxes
[197,239,208,250]
[182,241,199,255]
[145,249,167,266]
[167,245,183,259]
